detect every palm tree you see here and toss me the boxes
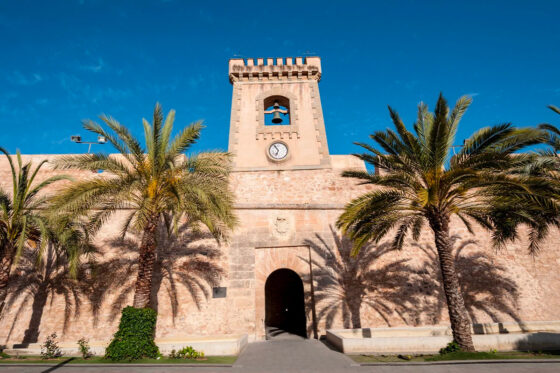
[337,94,548,351]
[49,103,236,309]
[0,149,68,316]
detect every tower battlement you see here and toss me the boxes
[228,57,321,83]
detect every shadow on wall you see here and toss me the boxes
[412,235,522,327]
[301,227,523,335]
[301,226,429,331]
[100,223,224,323]
[4,222,224,344]
[4,244,95,345]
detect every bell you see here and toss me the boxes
[272,111,283,124]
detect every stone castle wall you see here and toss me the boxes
[0,154,559,345]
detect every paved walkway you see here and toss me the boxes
[234,338,356,372]
[1,339,560,372]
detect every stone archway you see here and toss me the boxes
[265,268,307,339]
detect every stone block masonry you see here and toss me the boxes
[0,154,559,346]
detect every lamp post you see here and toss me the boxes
[70,135,107,153]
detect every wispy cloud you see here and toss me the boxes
[7,71,43,86]
[80,57,105,73]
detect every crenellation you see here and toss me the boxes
[229,57,322,83]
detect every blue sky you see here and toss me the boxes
[1,0,559,155]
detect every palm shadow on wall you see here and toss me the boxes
[97,224,225,324]
[5,224,224,344]
[301,226,431,332]
[4,245,92,344]
[301,228,521,334]
[413,235,522,326]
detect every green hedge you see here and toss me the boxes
[105,306,160,361]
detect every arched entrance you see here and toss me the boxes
[265,268,307,339]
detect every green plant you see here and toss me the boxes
[77,337,92,359]
[40,333,62,359]
[169,346,205,359]
[104,306,160,361]
[0,351,10,359]
[337,94,550,351]
[439,340,461,355]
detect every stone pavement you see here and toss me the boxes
[0,339,560,372]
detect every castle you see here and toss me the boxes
[1,57,559,347]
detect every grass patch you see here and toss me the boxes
[351,350,560,363]
[0,355,236,364]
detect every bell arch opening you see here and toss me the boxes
[264,95,290,125]
[264,268,307,339]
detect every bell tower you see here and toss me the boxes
[228,57,331,170]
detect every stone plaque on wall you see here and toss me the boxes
[212,287,227,298]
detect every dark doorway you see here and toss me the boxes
[265,269,307,339]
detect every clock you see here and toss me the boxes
[268,142,288,160]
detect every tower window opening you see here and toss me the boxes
[264,96,290,125]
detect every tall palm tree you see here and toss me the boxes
[337,94,548,351]
[0,148,68,316]
[49,103,236,309]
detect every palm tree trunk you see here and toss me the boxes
[132,219,158,308]
[0,244,15,316]
[428,212,475,352]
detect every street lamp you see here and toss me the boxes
[70,135,107,153]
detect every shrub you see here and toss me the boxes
[104,306,160,361]
[169,346,205,359]
[439,340,461,355]
[77,338,93,359]
[41,333,62,359]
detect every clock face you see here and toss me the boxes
[268,142,288,160]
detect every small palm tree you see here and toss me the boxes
[337,94,547,351]
[50,103,236,309]
[0,149,68,316]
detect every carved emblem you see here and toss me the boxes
[275,217,289,234]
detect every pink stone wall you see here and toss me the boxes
[1,154,559,346]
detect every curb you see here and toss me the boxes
[0,363,233,368]
[358,358,560,366]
